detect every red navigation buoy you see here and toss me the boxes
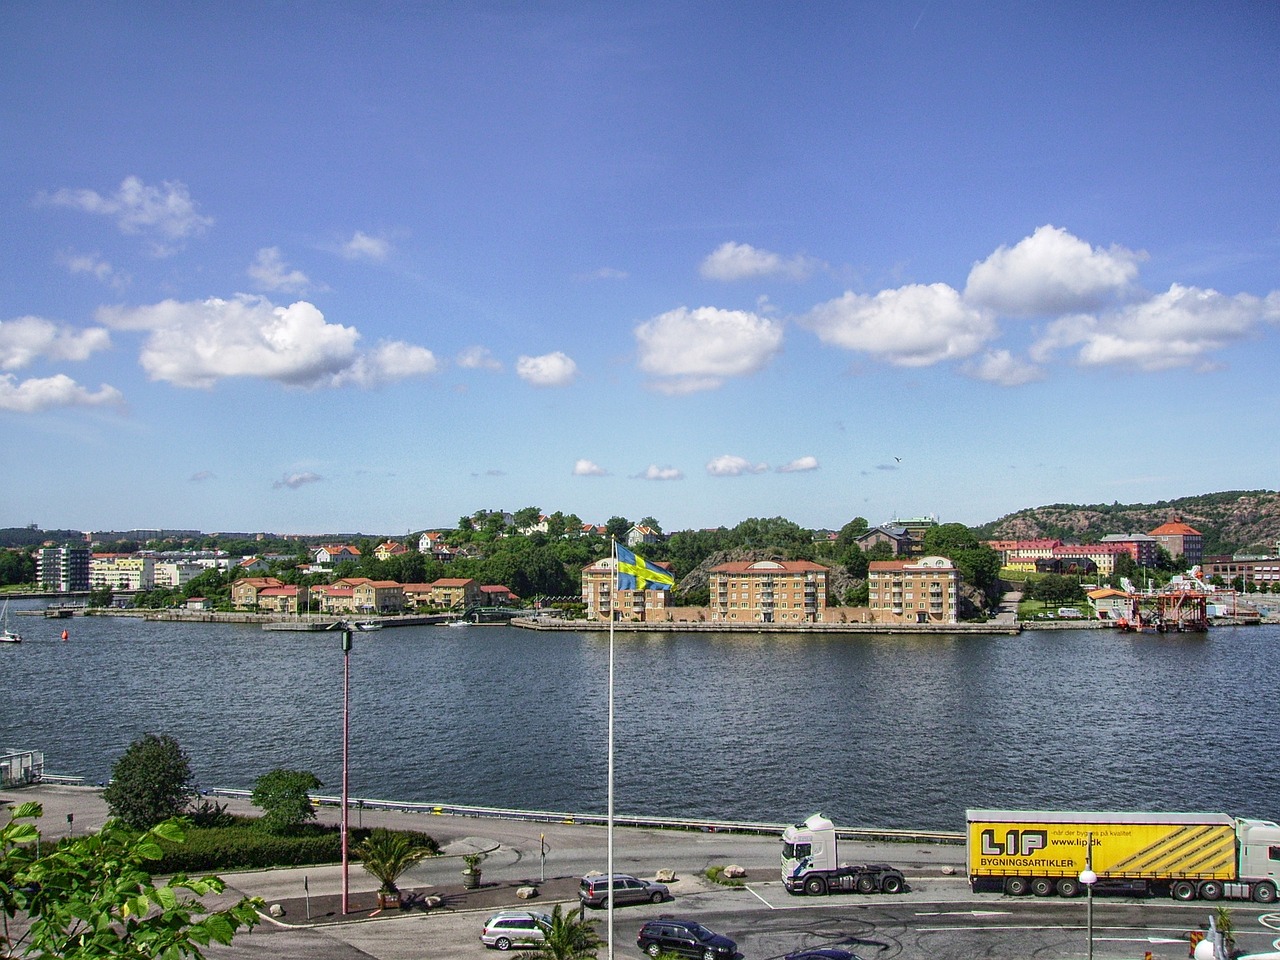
[61,629,68,641]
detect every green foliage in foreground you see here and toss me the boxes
[150,817,440,874]
[0,801,260,960]
[704,865,747,887]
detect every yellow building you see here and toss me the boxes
[710,559,828,623]
[581,557,672,621]
[90,554,155,591]
[868,556,959,624]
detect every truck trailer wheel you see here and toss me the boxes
[1254,881,1278,904]
[1004,877,1030,896]
[1198,880,1223,901]
[1055,877,1080,897]
[881,875,904,894]
[1031,877,1055,896]
[1171,880,1197,902]
[805,876,827,896]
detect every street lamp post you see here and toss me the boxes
[1079,830,1097,960]
[340,624,352,915]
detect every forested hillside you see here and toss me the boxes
[973,490,1280,556]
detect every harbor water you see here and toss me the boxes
[3,601,1276,833]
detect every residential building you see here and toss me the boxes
[1149,520,1203,566]
[312,544,361,565]
[855,525,914,557]
[90,554,156,591]
[236,556,270,574]
[1051,543,1130,577]
[374,541,407,561]
[1201,555,1280,588]
[426,577,482,610]
[480,584,519,605]
[417,531,456,562]
[1099,533,1159,567]
[626,524,661,547]
[231,577,286,609]
[153,561,204,589]
[581,556,673,622]
[709,559,829,623]
[986,539,1062,570]
[867,556,958,624]
[352,580,405,613]
[36,545,90,593]
[1088,587,1130,620]
[256,584,308,615]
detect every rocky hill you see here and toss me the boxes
[975,490,1280,556]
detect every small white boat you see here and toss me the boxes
[354,620,383,632]
[446,619,470,627]
[1,599,22,644]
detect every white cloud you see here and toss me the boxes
[0,373,124,413]
[248,247,311,294]
[573,459,607,477]
[635,306,783,393]
[700,242,821,282]
[965,225,1143,317]
[457,346,502,370]
[273,471,322,490]
[64,252,126,288]
[800,283,994,366]
[639,464,683,481]
[45,176,212,255]
[516,351,577,387]
[1032,284,1280,371]
[579,266,628,281]
[343,231,390,261]
[0,316,111,370]
[962,349,1045,386]
[706,454,769,477]
[96,294,438,389]
[777,456,819,473]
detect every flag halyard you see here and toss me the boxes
[614,542,675,591]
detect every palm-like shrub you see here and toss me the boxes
[355,829,432,895]
[537,903,602,960]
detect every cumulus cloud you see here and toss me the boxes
[635,306,783,393]
[638,465,683,481]
[0,316,111,370]
[1031,284,1280,371]
[573,459,607,477]
[45,176,212,254]
[343,231,390,261]
[706,454,769,477]
[965,224,1144,316]
[457,345,502,370]
[962,349,1045,386]
[248,247,311,293]
[700,242,821,282]
[0,373,124,413]
[800,283,995,366]
[516,351,577,387]
[96,294,438,389]
[777,456,819,473]
[273,471,322,489]
[64,252,126,288]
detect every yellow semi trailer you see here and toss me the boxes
[966,809,1280,902]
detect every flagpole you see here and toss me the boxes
[607,537,616,960]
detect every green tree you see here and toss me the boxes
[605,516,630,541]
[355,829,433,897]
[102,734,196,830]
[0,801,260,959]
[249,768,321,835]
[87,585,114,608]
[536,903,602,960]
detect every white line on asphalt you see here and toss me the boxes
[916,910,1011,917]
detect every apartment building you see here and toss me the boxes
[36,545,90,593]
[352,580,405,614]
[1201,555,1280,588]
[425,577,483,610]
[867,556,958,624]
[231,577,286,609]
[581,556,672,622]
[90,554,156,591]
[1149,520,1204,566]
[709,559,829,623]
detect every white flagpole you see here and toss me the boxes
[607,537,616,960]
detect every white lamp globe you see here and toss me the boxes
[1079,868,1097,885]
[1192,938,1215,960]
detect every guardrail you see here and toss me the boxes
[202,787,963,844]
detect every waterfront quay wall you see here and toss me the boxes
[512,616,1023,635]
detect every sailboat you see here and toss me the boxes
[1,599,23,644]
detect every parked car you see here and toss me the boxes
[636,918,736,959]
[785,951,867,960]
[580,873,670,908]
[480,911,551,951]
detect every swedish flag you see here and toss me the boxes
[615,542,675,591]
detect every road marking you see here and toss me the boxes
[916,910,1011,917]
[1096,937,1185,944]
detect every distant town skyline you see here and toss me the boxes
[3,4,1278,534]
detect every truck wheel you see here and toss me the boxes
[1004,876,1030,896]
[1199,880,1223,901]
[1171,880,1197,902]
[881,875,904,894]
[856,875,876,894]
[1254,881,1278,904]
[1031,877,1055,897]
[805,876,827,896]
[1055,877,1080,897]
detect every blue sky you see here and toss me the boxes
[3,2,1278,536]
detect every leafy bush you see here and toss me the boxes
[102,733,197,830]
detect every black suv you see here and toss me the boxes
[636,918,737,960]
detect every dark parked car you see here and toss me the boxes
[580,873,670,908]
[637,918,736,960]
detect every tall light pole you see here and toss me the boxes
[341,623,352,915]
[1079,830,1097,960]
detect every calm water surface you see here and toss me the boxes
[3,603,1276,832]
